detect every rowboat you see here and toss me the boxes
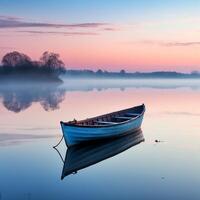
[60,104,145,147]
[61,130,144,179]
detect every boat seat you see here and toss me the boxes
[125,113,140,116]
[114,116,132,120]
[95,120,118,125]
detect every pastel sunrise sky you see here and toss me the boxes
[0,0,200,72]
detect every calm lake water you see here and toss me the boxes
[0,79,200,200]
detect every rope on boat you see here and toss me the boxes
[53,145,65,163]
[53,135,65,164]
[53,135,64,148]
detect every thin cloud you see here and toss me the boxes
[0,15,22,21]
[164,42,200,47]
[103,27,118,31]
[138,40,200,47]
[0,15,108,29]
[17,30,99,36]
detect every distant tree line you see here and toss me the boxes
[64,69,200,79]
[0,51,66,80]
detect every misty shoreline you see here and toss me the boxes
[63,70,200,79]
[1,72,200,84]
[0,73,63,83]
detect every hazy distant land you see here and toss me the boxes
[64,69,200,79]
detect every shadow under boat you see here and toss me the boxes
[60,129,144,179]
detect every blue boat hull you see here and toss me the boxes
[60,105,145,147]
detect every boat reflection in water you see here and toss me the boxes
[60,129,144,179]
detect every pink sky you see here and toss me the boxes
[1,14,200,72]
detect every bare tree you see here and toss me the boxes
[191,70,199,75]
[40,51,65,74]
[2,51,32,67]
[96,69,103,74]
[120,69,126,74]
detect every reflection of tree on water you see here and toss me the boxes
[0,83,65,113]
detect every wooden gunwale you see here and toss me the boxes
[60,104,145,128]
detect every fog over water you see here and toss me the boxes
[0,78,200,200]
[0,78,200,113]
